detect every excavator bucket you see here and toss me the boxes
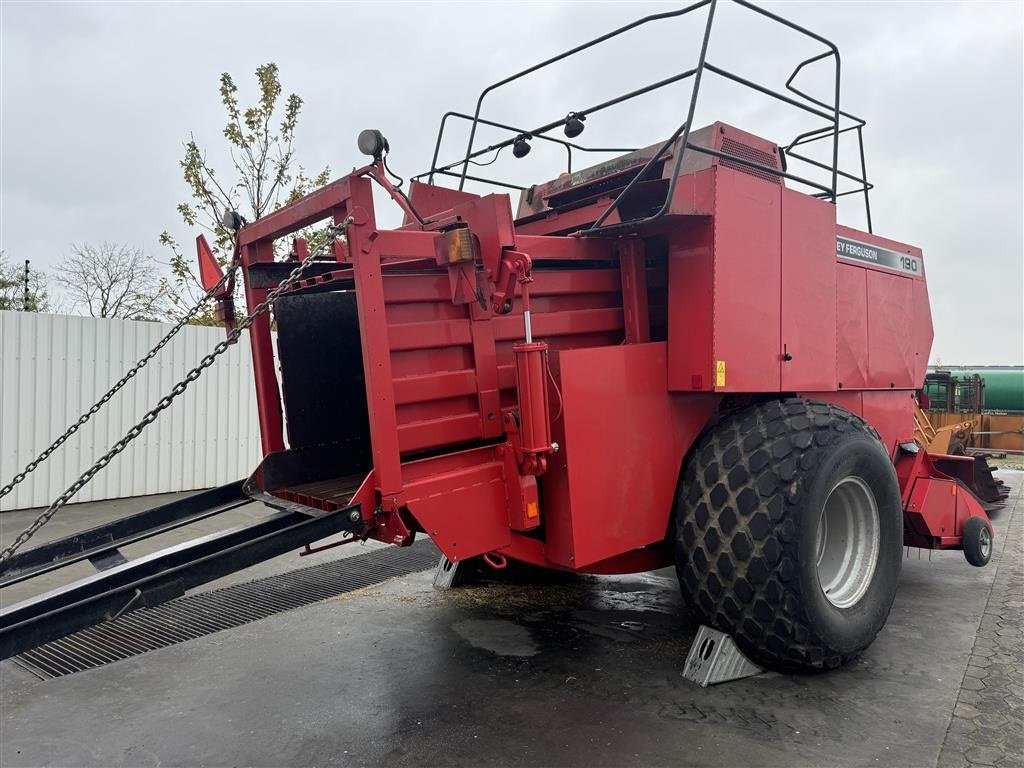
[914,402,1008,504]
[971,456,1010,504]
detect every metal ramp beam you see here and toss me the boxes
[0,481,250,588]
[0,491,364,660]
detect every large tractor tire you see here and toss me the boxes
[674,398,903,672]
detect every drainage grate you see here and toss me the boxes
[12,540,439,680]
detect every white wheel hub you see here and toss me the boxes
[816,476,880,609]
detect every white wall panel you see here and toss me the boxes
[0,311,261,512]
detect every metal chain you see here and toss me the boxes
[0,219,350,564]
[0,267,237,501]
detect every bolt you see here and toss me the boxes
[348,510,361,523]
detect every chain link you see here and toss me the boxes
[0,268,237,502]
[0,219,350,564]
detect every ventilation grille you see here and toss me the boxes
[12,540,439,680]
[719,137,782,184]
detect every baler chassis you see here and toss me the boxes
[0,0,999,673]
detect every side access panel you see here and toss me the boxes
[668,166,783,393]
[781,188,836,390]
[711,168,782,392]
[836,264,869,390]
[835,225,931,390]
[866,270,915,389]
[544,342,719,569]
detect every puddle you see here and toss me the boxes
[452,619,539,657]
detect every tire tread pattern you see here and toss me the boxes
[675,397,887,672]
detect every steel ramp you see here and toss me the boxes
[0,481,250,588]
[0,484,364,660]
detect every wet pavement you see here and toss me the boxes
[1,471,1021,767]
[937,474,1024,768]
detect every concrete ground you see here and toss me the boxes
[1,473,1021,768]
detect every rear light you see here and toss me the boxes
[434,227,475,265]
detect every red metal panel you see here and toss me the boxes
[388,319,472,351]
[406,180,479,223]
[242,242,285,454]
[397,412,481,454]
[444,194,516,281]
[382,273,450,304]
[906,476,958,544]
[493,307,623,341]
[836,264,869,390]
[552,342,719,568]
[237,177,352,246]
[402,449,512,561]
[712,168,782,392]
[516,235,614,262]
[781,188,836,391]
[667,223,714,390]
[381,264,627,458]
[911,277,934,387]
[348,178,403,497]
[862,390,915,456]
[835,225,928,390]
[391,372,475,409]
[668,167,716,215]
[866,270,915,389]
[618,240,650,344]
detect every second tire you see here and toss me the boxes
[674,398,903,672]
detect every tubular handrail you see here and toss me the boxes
[454,0,714,191]
[418,112,637,186]
[423,0,874,233]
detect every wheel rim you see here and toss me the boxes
[815,476,880,609]
[979,525,991,560]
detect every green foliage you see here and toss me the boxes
[163,63,330,322]
[0,252,50,312]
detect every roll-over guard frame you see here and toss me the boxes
[416,0,874,233]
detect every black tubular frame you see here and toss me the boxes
[420,0,875,234]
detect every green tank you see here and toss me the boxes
[963,369,1024,413]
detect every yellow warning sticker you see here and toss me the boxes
[715,360,726,388]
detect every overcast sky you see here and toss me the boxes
[2,0,1021,365]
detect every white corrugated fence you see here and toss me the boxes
[0,310,261,512]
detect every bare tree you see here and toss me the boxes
[54,243,171,321]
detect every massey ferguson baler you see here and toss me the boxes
[0,0,998,674]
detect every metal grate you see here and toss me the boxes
[12,540,439,680]
[719,137,782,184]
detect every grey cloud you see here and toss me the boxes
[1,0,1020,364]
